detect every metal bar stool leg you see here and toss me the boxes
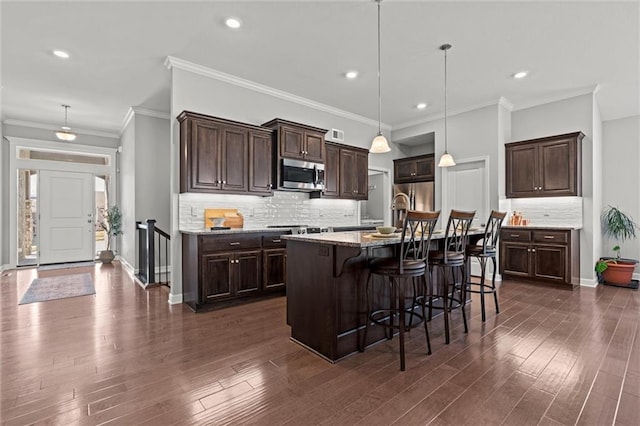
[491,256,500,314]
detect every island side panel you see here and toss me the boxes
[286,240,338,360]
[182,233,199,311]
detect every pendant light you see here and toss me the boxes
[437,43,455,167]
[55,104,77,141]
[369,0,391,153]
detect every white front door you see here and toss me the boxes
[39,170,95,264]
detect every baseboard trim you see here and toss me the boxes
[168,292,183,305]
[0,264,11,274]
[118,256,136,276]
[580,278,599,288]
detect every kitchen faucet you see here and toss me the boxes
[391,192,410,229]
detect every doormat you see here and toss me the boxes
[38,261,96,271]
[603,279,639,290]
[19,273,95,305]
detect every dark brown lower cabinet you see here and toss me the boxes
[263,248,287,291]
[500,227,579,287]
[182,231,287,311]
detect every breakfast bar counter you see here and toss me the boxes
[281,231,400,361]
[282,229,484,362]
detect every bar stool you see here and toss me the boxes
[426,209,475,344]
[465,210,506,321]
[361,210,440,371]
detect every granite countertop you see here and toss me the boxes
[502,225,582,230]
[180,227,293,235]
[282,228,485,248]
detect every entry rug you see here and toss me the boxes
[19,273,95,305]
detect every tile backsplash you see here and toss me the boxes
[180,191,360,231]
[499,197,583,228]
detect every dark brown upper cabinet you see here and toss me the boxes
[393,154,435,183]
[505,132,584,198]
[312,142,368,200]
[178,111,274,195]
[262,118,327,163]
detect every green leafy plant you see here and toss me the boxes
[100,205,122,251]
[596,206,638,274]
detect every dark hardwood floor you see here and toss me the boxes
[1,263,639,425]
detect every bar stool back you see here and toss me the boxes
[466,210,507,321]
[361,210,440,371]
[427,209,476,344]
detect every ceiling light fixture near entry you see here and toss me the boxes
[55,104,77,141]
[417,102,427,109]
[345,70,358,79]
[225,17,242,29]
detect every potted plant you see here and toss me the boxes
[99,205,122,264]
[595,205,638,287]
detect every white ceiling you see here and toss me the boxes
[2,1,638,136]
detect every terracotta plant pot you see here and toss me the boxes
[99,250,115,264]
[601,260,637,286]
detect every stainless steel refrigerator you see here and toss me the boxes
[392,182,435,228]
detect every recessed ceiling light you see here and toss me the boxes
[416,103,428,109]
[345,71,358,79]
[225,17,242,29]
[513,71,528,79]
[53,49,69,59]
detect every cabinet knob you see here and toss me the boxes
[222,180,226,184]
[531,249,536,253]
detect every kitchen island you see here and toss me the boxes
[282,231,400,361]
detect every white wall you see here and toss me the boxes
[511,93,597,283]
[602,115,640,269]
[134,114,171,232]
[119,119,136,267]
[0,125,5,269]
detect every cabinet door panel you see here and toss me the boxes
[249,132,273,194]
[539,140,576,195]
[323,144,340,197]
[506,144,537,197]
[202,253,232,301]
[339,149,356,197]
[533,245,567,282]
[394,159,416,183]
[280,126,304,159]
[354,151,368,199]
[263,248,286,291]
[415,156,434,181]
[221,127,248,191]
[501,242,531,277]
[236,250,261,294]
[191,120,221,190]
[304,132,325,162]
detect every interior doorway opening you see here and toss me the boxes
[95,175,109,255]
[17,169,38,267]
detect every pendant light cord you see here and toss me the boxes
[444,46,448,153]
[377,0,382,135]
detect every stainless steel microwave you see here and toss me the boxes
[280,158,325,191]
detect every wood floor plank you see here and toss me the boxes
[2,264,640,425]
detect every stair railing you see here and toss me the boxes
[135,219,170,287]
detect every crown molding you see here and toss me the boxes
[511,84,601,112]
[121,107,170,133]
[164,56,391,131]
[2,119,120,139]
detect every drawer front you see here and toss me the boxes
[532,230,568,244]
[200,234,262,252]
[262,232,290,248]
[501,229,532,242]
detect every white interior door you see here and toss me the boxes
[39,170,95,264]
[443,159,488,226]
